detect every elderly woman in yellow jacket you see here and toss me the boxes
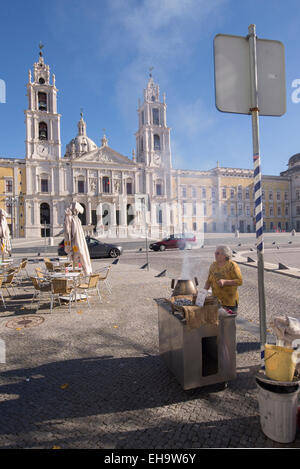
[204,245,243,313]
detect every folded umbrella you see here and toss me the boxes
[0,209,11,260]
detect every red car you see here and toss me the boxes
[149,233,197,251]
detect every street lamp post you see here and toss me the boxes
[5,195,19,239]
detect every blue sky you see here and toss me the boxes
[0,0,300,175]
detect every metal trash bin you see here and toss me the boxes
[256,374,300,443]
[157,299,236,390]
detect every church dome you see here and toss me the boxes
[288,153,300,168]
[65,113,97,158]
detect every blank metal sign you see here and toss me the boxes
[214,33,286,116]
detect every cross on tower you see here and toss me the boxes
[39,42,44,56]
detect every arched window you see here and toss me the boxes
[127,204,135,225]
[38,92,47,111]
[154,134,160,150]
[40,202,50,237]
[156,206,163,224]
[39,122,48,140]
[152,108,159,125]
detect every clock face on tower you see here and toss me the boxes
[38,143,49,156]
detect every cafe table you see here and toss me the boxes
[48,271,86,302]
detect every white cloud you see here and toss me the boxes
[171,98,216,136]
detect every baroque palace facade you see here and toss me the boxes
[1,50,300,239]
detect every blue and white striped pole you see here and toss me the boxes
[249,25,267,369]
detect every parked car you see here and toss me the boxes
[58,236,123,258]
[149,233,197,251]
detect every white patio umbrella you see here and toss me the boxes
[70,202,92,275]
[0,209,11,261]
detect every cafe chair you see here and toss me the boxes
[20,258,29,278]
[50,278,74,313]
[35,267,49,282]
[96,265,112,296]
[76,273,101,308]
[2,271,18,296]
[14,259,29,283]
[44,258,61,273]
[0,277,6,307]
[30,276,52,310]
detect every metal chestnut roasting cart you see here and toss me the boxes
[156,278,237,390]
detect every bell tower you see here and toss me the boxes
[135,70,172,169]
[25,44,61,160]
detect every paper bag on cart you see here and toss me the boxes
[182,296,219,330]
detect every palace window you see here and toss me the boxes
[191,186,197,198]
[103,176,110,193]
[269,205,274,216]
[277,191,281,201]
[269,191,273,201]
[192,201,197,216]
[156,206,163,224]
[5,178,13,193]
[296,206,300,216]
[245,188,250,199]
[182,186,187,198]
[39,122,48,140]
[202,188,206,199]
[222,188,226,199]
[277,206,281,216]
[77,178,85,194]
[230,188,235,199]
[127,181,133,195]
[156,183,162,196]
[41,178,49,193]
[284,191,288,201]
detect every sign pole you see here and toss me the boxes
[248,24,267,366]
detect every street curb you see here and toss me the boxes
[233,253,300,279]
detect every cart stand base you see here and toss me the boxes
[157,300,237,390]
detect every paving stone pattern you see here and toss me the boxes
[0,260,299,449]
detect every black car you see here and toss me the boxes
[58,236,123,258]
